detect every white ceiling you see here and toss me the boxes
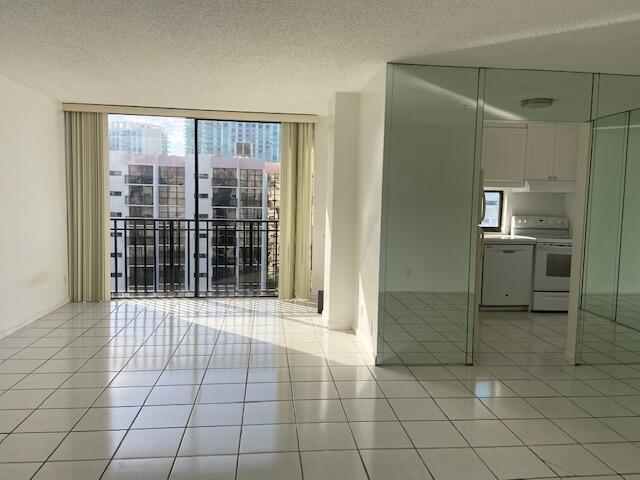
[2,0,640,115]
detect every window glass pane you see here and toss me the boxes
[480,191,502,228]
[197,121,281,293]
[109,116,281,296]
[109,115,191,293]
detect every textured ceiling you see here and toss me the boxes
[2,0,640,115]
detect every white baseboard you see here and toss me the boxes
[356,328,376,365]
[0,297,70,340]
[327,319,354,331]
[564,348,576,365]
[321,310,354,331]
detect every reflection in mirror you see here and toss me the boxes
[579,73,640,364]
[582,113,627,320]
[483,69,592,123]
[377,64,480,365]
[478,69,592,366]
[617,110,640,335]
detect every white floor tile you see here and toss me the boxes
[402,420,467,448]
[301,450,367,480]
[297,422,356,450]
[342,398,397,421]
[170,455,237,480]
[51,430,126,460]
[178,426,240,456]
[475,446,555,479]
[531,444,614,476]
[585,442,640,474]
[435,398,496,420]
[0,432,65,462]
[115,428,183,458]
[503,419,575,445]
[102,458,174,480]
[188,402,244,426]
[350,421,412,449]
[240,424,298,453]
[294,399,347,422]
[554,418,626,443]
[453,420,522,447]
[32,460,108,480]
[237,452,302,480]
[0,463,42,480]
[359,448,431,480]
[419,448,494,480]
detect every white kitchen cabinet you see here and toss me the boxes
[482,126,527,187]
[525,123,581,181]
[554,124,581,180]
[524,124,556,180]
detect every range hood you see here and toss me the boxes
[516,180,576,193]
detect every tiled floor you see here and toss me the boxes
[2,299,640,479]
[477,310,570,366]
[581,294,640,363]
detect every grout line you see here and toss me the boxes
[165,298,228,479]
[2,299,640,479]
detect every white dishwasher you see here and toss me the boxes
[481,244,533,307]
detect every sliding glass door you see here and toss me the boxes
[108,115,280,297]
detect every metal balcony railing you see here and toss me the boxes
[110,218,279,297]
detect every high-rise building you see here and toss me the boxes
[186,120,280,161]
[109,121,169,155]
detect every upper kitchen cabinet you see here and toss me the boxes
[524,124,556,180]
[554,124,582,180]
[525,123,582,181]
[482,125,527,187]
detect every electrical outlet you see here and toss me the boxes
[406,268,412,277]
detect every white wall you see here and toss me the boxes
[502,191,570,233]
[322,94,359,330]
[355,68,387,361]
[0,74,68,336]
[310,118,328,298]
[319,71,387,362]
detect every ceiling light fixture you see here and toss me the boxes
[521,97,554,109]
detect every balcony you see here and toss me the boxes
[125,194,153,206]
[110,218,279,297]
[124,174,153,184]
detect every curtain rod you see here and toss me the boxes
[62,103,318,123]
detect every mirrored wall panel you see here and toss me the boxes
[617,109,640,333]
[579,74,640,364]
[581,113,627,321]
[478,69,592,366]
[377,64,481,365]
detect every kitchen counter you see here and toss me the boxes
[483,234,537,245]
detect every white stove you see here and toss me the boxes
[512,216,572,311]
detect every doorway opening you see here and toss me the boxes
[108,115,281,297]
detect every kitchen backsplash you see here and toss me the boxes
[502,191,577,235]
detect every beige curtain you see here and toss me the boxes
[279,123,314,299]
[65,112,110,302]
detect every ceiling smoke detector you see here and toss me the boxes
[521,97,554,109]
